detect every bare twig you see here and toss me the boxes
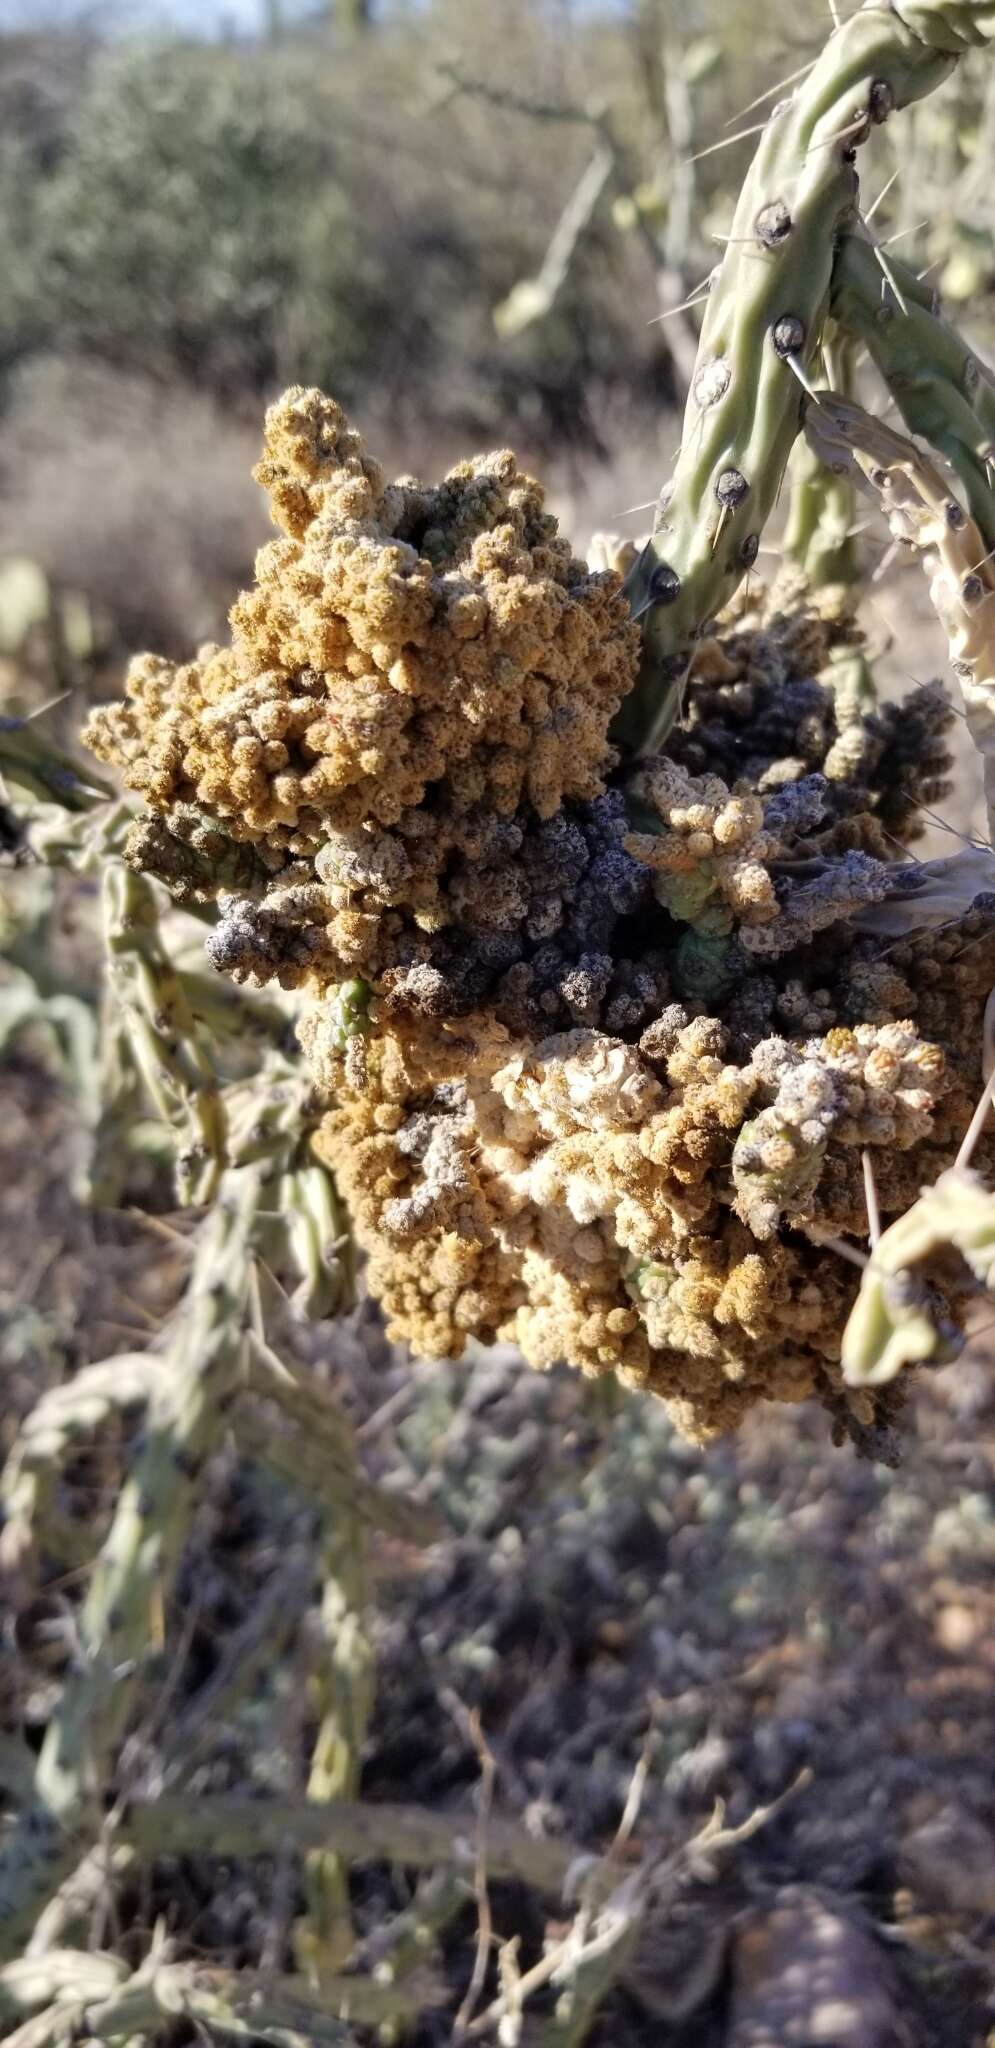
[446,1700,497,2041]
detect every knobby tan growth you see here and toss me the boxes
[85,388,995,1454]
[304,987,984,1448]
[86,383,637,855]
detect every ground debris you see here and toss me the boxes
[727,1886,912,2048]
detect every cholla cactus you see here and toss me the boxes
[615,0,995,754]
[83,391,995,1452]
[80,4,995,1456]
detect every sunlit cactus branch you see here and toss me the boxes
[831,226,995,549]
[615,0,995,755]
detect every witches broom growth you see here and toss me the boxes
[85,0,995,1456]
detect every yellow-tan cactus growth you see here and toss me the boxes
[300,959,990,1449]
[86,385,637,853]
[84,387,995,1454]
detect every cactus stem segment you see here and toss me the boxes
[832,230,995,550]
[612,0,990,757]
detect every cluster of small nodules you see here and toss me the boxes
[305,968,968,1447]
[201,787,667,1035]
[85,385,639,872]
[669,569,954,843]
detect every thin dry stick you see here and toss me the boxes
[863,1151,882,1249]
[956,1066,995,1170]
[448,1702,497,2043]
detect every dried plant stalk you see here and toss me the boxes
[102,863,227,1206]
[297,1496,375,1979]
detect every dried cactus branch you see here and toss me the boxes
[119,1792,580,1895]
[296,1497,375,1978]
[0,1176,259,1957]
[23,1844,132,1961]
[0,1355,162,1594]
[0,1947,435,2041]
[80,1960,434,2039]
[843,1165,995,1384]
[102,863,228,1206]
[531,1873,647,2048]
[239,1343,439,1545]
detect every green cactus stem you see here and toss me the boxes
[613,0,995,756]
[785,429,862,590]
[120,1791,580,1895]
[326,977,372,1049]
[785,329,863,585]
[359,1870,468,1993]
[0,713,113,814]
[671,926,741,1005]
[832,228,995,550]
[785,329,878,708]
[276,1158,356,1319]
